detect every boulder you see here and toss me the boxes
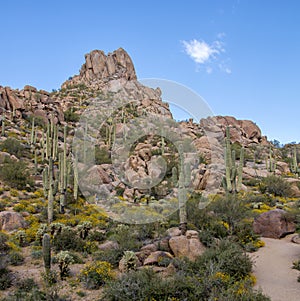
[166,227,182,237]
[0,151,10,164]
[0,211,27,232]
[169,230,206,261]
[276,161,290,174]
[253,209,296,239]
[291,234,300,244]
[98,240,119,251]
[143,251,173,265]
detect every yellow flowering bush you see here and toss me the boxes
[79,261,114,289]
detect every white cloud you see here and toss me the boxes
[182,36,231,74]
[182,39,220,64]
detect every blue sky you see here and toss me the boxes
[1,0,300,144]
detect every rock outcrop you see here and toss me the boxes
[0,211,27,232]
[253,209,296,239]
[169,230,206,261]
[62,48,136,89]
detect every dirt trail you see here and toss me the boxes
[250,235,300,301]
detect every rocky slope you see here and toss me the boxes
[1,47,299,202]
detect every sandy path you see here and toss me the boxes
[250,235,300,301]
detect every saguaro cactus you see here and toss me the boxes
[266,149,276,173]
[42,233,51,272]
[291,145,299,175]
[224,127,244,193]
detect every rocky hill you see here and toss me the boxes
[0,48,300,300]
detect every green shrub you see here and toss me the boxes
[16,278,38,292]
[0,138,25,158]
[92,249,124,268]
[9,251,24,266]
[109,224,141,252]
[79,261,114,289]
[52,227,86,252]
[0,267,14,290]
[95,147,112,164]
[64,108,80,123]
[259,175,291,197]
[0,158,34,190]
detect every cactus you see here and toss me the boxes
[236,147,244,192]
[1,116,5,137]
[15,230,26,247]
[73,155,79,201]
[291,145,299,175]
[42,233,51,272]
[30,118,35,145]
[119,251,138,272]
[50,222,63,238]
[36,224,48,245]
[178,154,187,235]
[224,127,244,193]
[34,149,38,175]
[55,251,74,280]
[42,166,49,197]
[266,149,276,173]
[77,221,92,240]
[172,166,178,186]
[47,158,54,224]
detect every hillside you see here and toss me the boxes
[0,48,300,300]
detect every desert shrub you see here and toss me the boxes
[64,108,80,123]
[101,268,163,300]
[31,249,43,260]
[95,147,111,164]
[0,138,25,158]
[0,158,34,190]
[1,289,47,301]
[109,224,141,251]
[79,261,114,289]
[52,227,85,252]
[0,201,6,211]
[9,251,24,266]
[87,230,106,242]
[181,239,252,281]
[259,175,291,197]
[207,195,249,234]
[92,249,124,268]
[0,232,10,253]
[16,278,38,292]
[0,267,14,290]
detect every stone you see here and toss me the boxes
[253,209,296,239]
[166,227,182,237]
[0,151,10,164]
[0,211,27,232]
[141,243,158,253]
[143,251,173,265]
[291,234,300,244]
[276,161,290,174]
[169,231,206,261]
[286,178,300,197]
[98,240,119,251]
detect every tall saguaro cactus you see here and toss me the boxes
[291,145,299,175]
[224,126,244,193]
[42,233,51,272]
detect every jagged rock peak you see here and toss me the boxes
[62,48,137,89]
